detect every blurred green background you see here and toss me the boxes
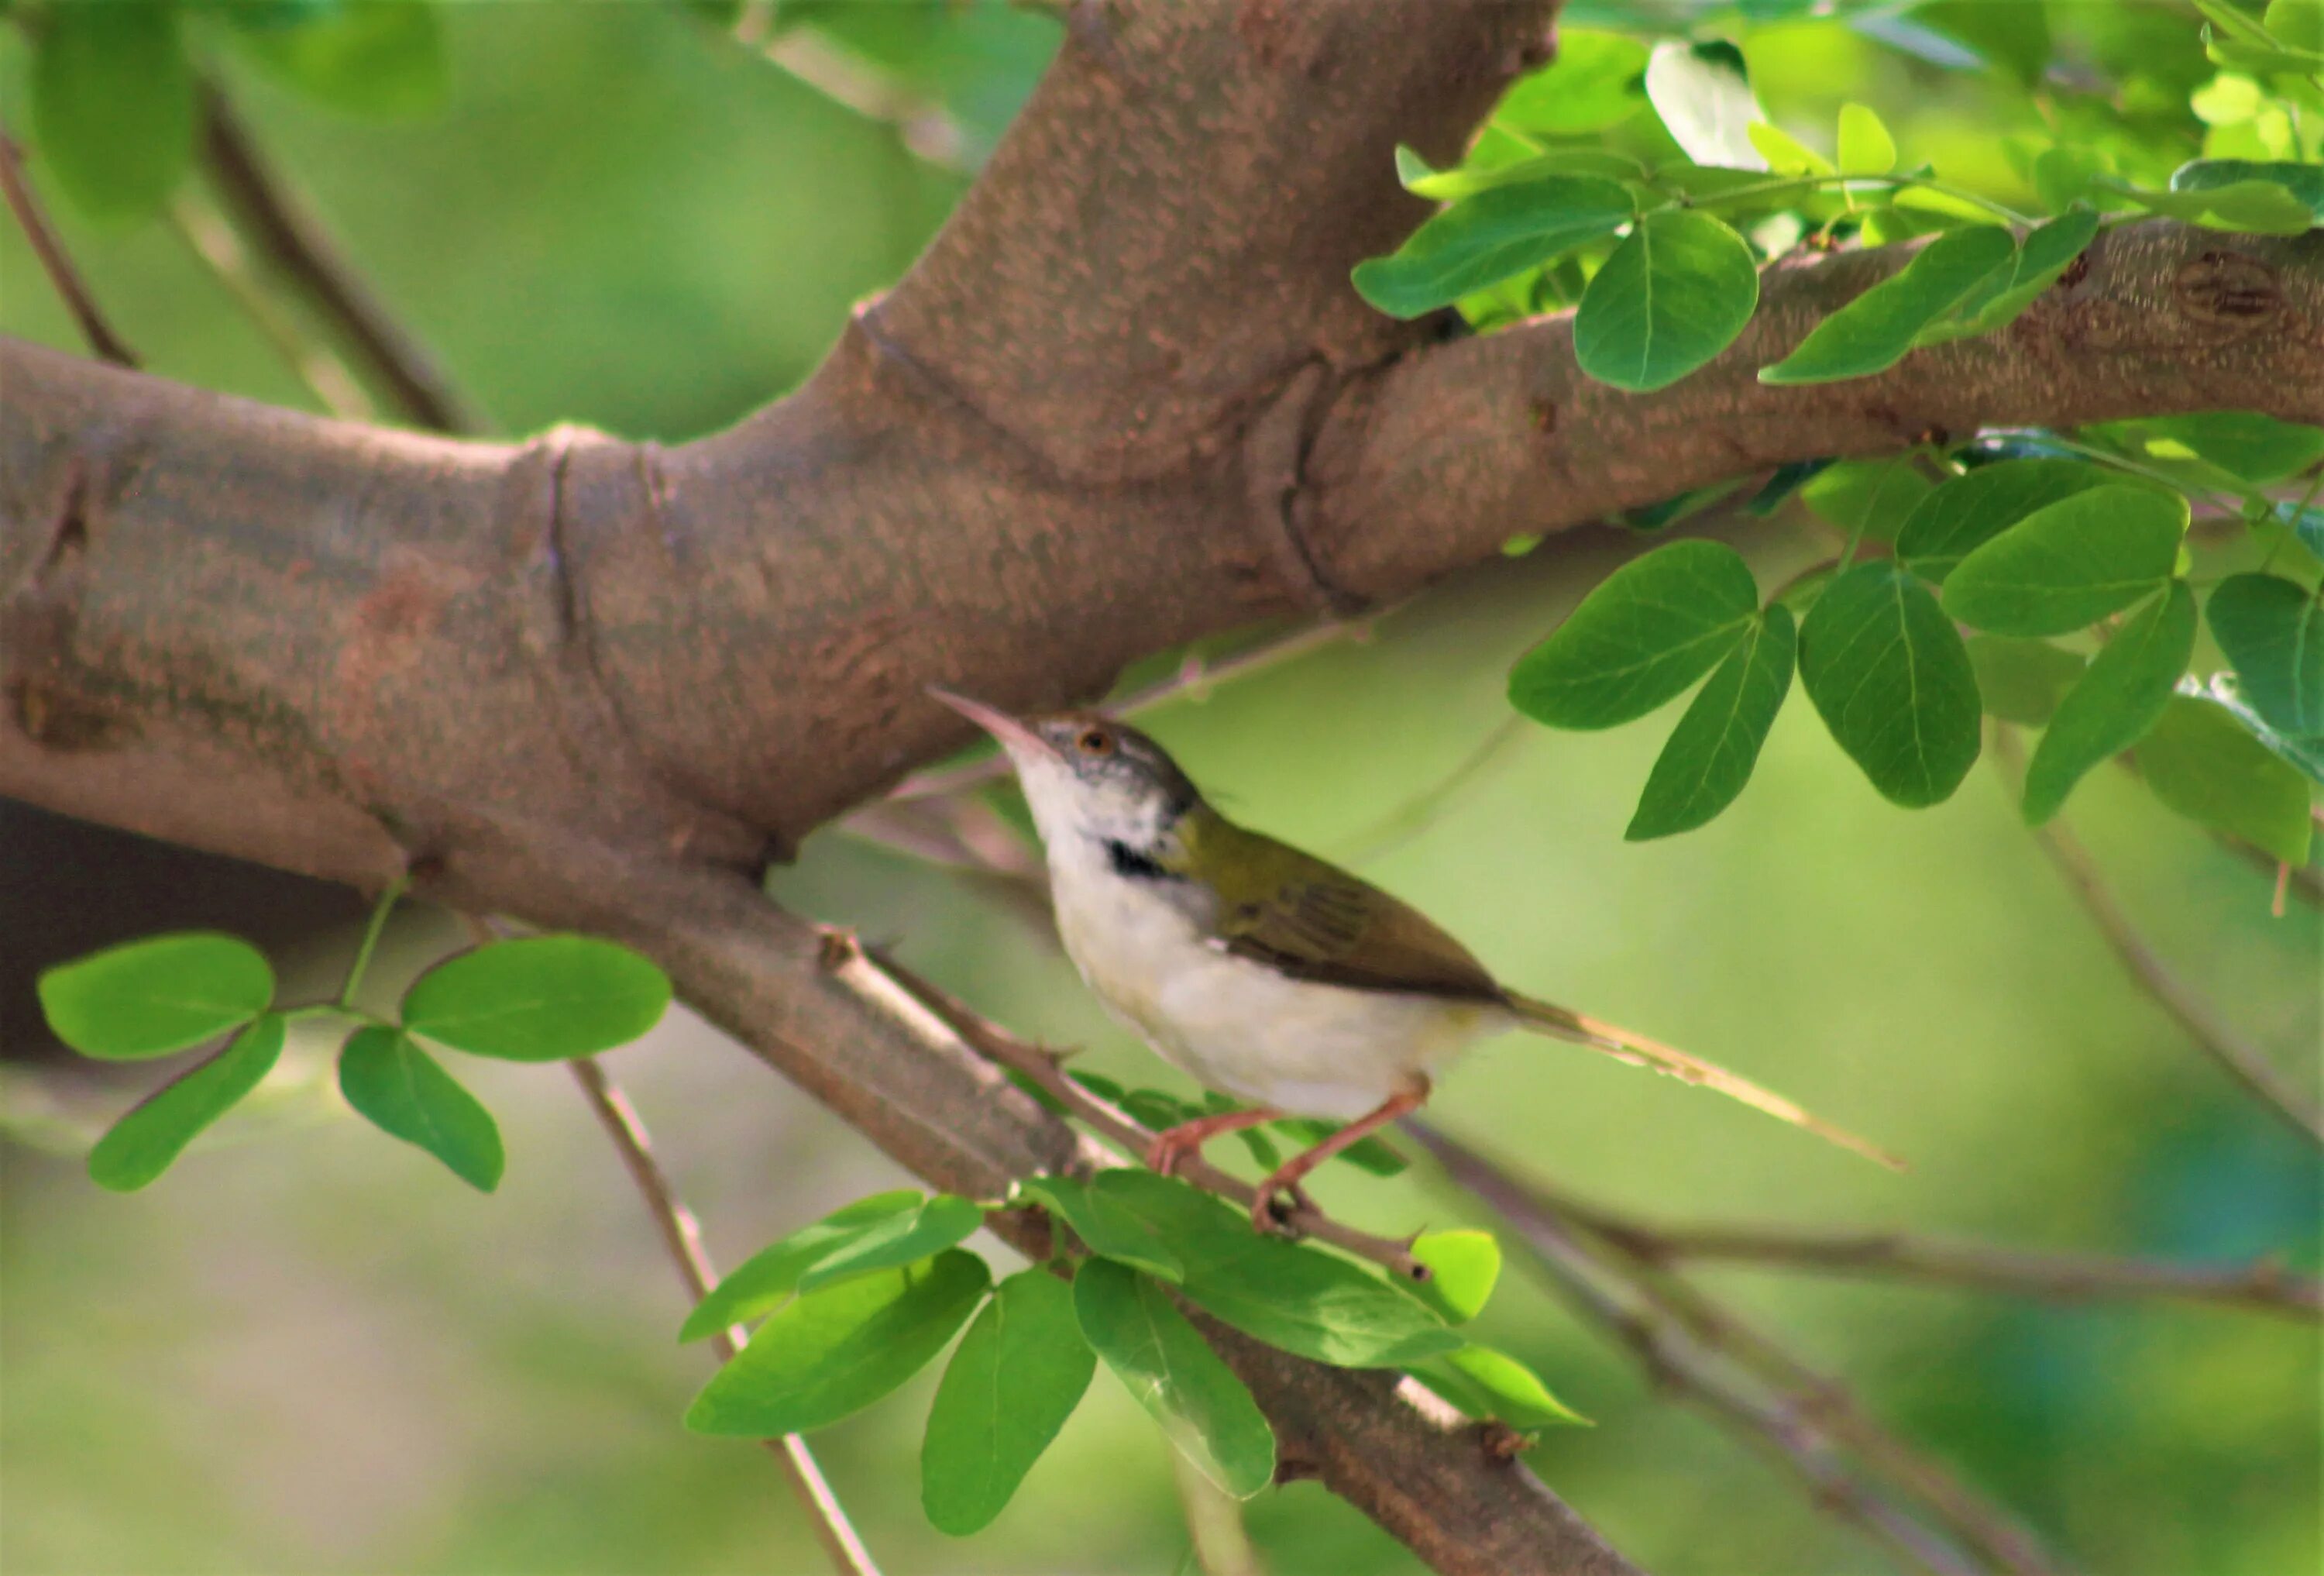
[2,4,2317,1574]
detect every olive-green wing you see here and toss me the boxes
[1195,818,1504,1003]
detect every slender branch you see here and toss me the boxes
[198,84,481,434]
[0,127,137,367]
[1409,1122,2067,1576]
[566,1056,882,1576]
[1992,730,2324,1144]
[868,944,1432,1282]
[1332,713,1527,865]
[1604,1223,2321,1321]
[167,191,376,421]
[755,26,973,174]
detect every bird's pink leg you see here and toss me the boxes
[1251,1080,1429,1234]
[1144,1105,1281,1176]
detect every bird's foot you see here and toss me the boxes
[1144,1129,1195,1176]
[1249,1175,1316,1237]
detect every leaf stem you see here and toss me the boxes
[338,875,410,1011]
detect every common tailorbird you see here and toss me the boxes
[930,689,1896,1227]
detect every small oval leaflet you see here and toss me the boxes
[2020,582,2198,825]
[679,1190,927,1342]
[922,1270,1095,1536]
[38,931,275,1062]
[88,1014,286,1192]
[401,934,672,1062]
[2205,573,2324,738]
[1799,561,1982,807]
[2137,695,2314,867]
[1073,1258,1274,1499]
[338,1027,506,1192]
[1627,604,1796,841]
[1575,209,1761,393]
[1509,539,1762,730]
[686,1251,992,1438]
[1941,486,2188,637]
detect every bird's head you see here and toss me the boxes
[928,687,1199,855]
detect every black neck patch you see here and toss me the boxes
[1105,839,1178,883]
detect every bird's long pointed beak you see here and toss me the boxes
[927,686,1056,759]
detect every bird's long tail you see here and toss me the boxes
[1504,992,1904,1171]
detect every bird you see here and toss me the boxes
[928,687,1898,1229]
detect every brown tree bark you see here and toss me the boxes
[5,0,2322,1569]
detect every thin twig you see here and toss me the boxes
[1409,1123,2064,1576]
[885,615,1379,803]
[0,126,139,366]
[1332,714,1529,865]
[868,945,1432,1282]
[168,191,376,422]
[198,85,480,434]
[1993,729,2323,1144]
[567,1058,882,1576]
[1605,1224,2321,1320]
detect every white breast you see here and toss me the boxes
[1045,835,1504,1120]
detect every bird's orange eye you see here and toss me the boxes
[1078,728,1114,755]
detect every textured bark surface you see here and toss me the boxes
[5,0,2323,1569]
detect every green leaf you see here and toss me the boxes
[922,1270,1095,1536]
[2094,174,2315,235]
[2138,695,2315,865]
[2030,146,2104,215]
[1407,1231,1501,1325]
[1966,635,2087,726]
[1942,487,2188,635]
[32,0,193,220]
[337,1027,504,1192]
[2137,411,2324,485]
[1896,458,2115,583]
[1758,225,2015,385]
[1495,31,1649,136]
[1906,0,2052,84]
[88,1015,285,1192]
[1800,459,1937,545]
[686,1251,991,1437]
[1747,121,1834,177]
[1628,604,1796,840]
[1574,210,1760,392]
[1351,176,1635,319]
[1269,1119,1407,1176]
[1073,1259,1274,1499]
[1921,208,2102,345]
[679,1191,926,1341]
[1645,40,1765,169]
[1014,1174,1184,1282]
[1508,540,1761,729]
[1837,103,1898,177]
[2022,583,2199,824]
[1395,146,1645,202]
[1411,1344,1590,1430]
[38,932,273,1061]
[2204,673,2324,786]
[2265,0,2324,53]
[2206,573,2324,735]
[228,0,448,119]
[401,935,672,1062]
[1798,561,1982,807]
[795,1194,987,1292]
[1088,1173,1460,1368]
[2171,159,2324,224]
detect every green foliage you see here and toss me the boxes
[1760,225,2014,385]
[922,1270,1094,1535]
[1350,177,1633,319]
[1941,487,2188,636]
[31,0,194,220]
[686,1251,991,1437]
[224,0,449,119]
[2021,583,2198,824]
[1644,40,1763,168]
[680,1191,927,1340]
[2138,695,2315,865]
[1896,459,2113,583]
[1966,635,2086,727]
[1799,562,1982,807]
[1494,31,1648,136]
[38,932,273,1061]
[2173,159,2324,223]
[1627,603,1794,840]
[337,1027,504,1192]
[1575,209,1759,391]
[794,1193,986,1292]
[2207,573,2324,735]
[87,1016,286,1192]
[1406,1230,1501,1324]
[1508,541,1762,729]
[1411,1344,1589,1430]
[1072,1258,1275,1499]
[401,935,672,1061]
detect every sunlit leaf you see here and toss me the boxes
[1074,1259,1274,1499]
[679,1191,925,1341]
[1406,1231,1501,1325]
[1645,40,1765,169]
[2022,583,2198,824]
[2094,174,2315,235]
[1837,103,1897,176]
[401,936,672,1061]
[1411,1343,1590,1429]
[1496,32,1650,136]
[686,1252,990,1437]
[1759,225,2014,385]
[1748,121,1834,177]
[1920,208,2102,344]
[39,933,273,1061]
[1351,177,1634,318]
[796,1194,988,1292]
[2171,159,2324,224]
[338,1027,504,1192]
[922,1270,1094,1535]
[1014,1174,1184,1282]
[1509,540,1761,728]
[88,1016,285,1192]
